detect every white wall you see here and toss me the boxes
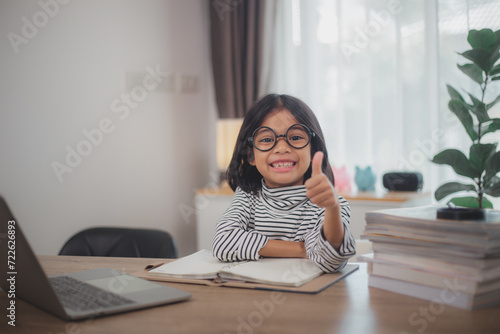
[0,0,217,256]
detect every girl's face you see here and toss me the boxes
[248,109,312,188]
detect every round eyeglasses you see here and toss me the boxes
[247,124,315,152]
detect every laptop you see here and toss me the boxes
[0,196,191,321]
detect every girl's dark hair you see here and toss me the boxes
[227,94,334,194]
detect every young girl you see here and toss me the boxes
[212,94,356,273]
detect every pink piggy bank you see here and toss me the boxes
[332,166,352,193]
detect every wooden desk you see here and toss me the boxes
[1,256,499,334]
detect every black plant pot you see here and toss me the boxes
[436,207,485,220]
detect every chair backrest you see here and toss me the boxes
[59,227,178,258]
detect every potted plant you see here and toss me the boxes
[432,28,500,209]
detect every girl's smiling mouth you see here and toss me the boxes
[270,160,297,171]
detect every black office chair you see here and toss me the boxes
[58,227,178,258]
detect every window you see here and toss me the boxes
[269,0,500,199]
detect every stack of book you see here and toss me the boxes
[359,206,500,310]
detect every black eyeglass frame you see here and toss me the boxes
[247,123,316,152]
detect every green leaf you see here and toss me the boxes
[484,180,500,197]
[481,118,500,136]
[468,93,481,105]
[493,30,500,56]
[484,151,500,183]
[490,52,500,70]
[488,51,500,68]
[492,76,500,81]
[491,64,500,76]
[446,84,466,103]
[483,197,494,208]
[467,93,490,122]
[432,149,479,179]
[470,143,497,172]
[485,175,500,188]
[488,30,500,71]
[486,94,500,110]
[447,100,478,141]
[474,103,490,123]
[434,182,476,201]
[458,63,484,84]
[468,29,497,52]
[448,196,480,208]
[448,196,493,209]
[461,49,493,72]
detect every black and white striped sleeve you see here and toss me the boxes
[304,196,356,273]
[212,188,268,262]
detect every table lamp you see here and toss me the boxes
[216,118,243,187]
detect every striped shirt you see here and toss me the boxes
[212,181,356,273]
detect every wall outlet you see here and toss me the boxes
[157,73,176,93]
[126,72,198,94]
[178,74,198,94]
[126,71,176,93]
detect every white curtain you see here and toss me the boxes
[268,0,500,200]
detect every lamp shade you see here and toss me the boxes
[216,118,243,171]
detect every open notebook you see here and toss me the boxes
[136,249,359,294]
[149,249,323,286]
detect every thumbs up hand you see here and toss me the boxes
[305,152,339,209]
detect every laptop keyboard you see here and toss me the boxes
[49,275,135,312]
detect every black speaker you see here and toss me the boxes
[383,172,423,191]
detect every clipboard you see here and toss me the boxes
[133,262,359,294]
